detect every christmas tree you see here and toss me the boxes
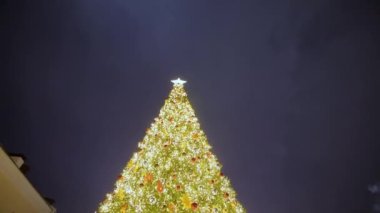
[97,78,245,212]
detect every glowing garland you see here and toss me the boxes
[97,79,246,212]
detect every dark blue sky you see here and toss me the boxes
[1,0,379,212]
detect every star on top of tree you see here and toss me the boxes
[171,78,187,86]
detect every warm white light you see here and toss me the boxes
[97,80,245,213]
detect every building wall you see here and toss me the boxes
[0,147,56,213]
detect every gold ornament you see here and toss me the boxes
[181,194,192,209]
[120,204,128,213]
[192,133,199,139]
[116,190,125,199]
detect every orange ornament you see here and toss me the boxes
[191,202,198,210]
[157,180,164,193]
[168,202,176,212]
[144,173,154,184]
[224,192,229,198]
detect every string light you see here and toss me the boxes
[97,79,245,212]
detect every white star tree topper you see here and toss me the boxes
[171,78,187,86]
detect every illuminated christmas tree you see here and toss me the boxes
[97,78,245,212]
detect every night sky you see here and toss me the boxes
[1,0,380,212]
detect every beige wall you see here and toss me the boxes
[0,147,56,213]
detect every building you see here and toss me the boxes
[0,146,56,213]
